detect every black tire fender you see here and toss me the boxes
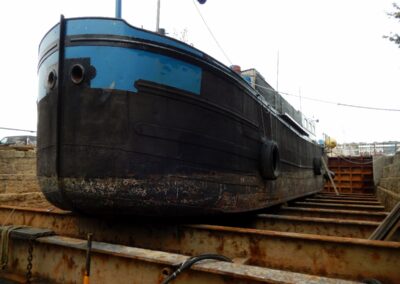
[260,140,280,180]
[313,157,322,175]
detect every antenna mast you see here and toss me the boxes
[156,0,161,33]
[116,0,122,18]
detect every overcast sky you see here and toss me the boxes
[0,0,399,143]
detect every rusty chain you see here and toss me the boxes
[25,238,34,284]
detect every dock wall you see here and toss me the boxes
[376,152,400,210]
[0,147,46,207]
[324,156,374,194]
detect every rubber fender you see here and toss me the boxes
[313,157,322,175]
[260,140,280,180]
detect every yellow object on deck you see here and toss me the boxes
[325,137,337,149]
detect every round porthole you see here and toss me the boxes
[47,69,57,89]
[71,64,85,84]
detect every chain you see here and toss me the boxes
[25,238,34,284]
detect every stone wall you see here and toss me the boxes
[0,147,49,207]
[373,155,393,186]
[376,152,400,211]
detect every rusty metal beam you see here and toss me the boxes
[319,192,376,196]
[385,219,400,242]
[176,225,400,283]
[0,205,382,239]
[313,196,379,203]
[0,205,382,238]
[316,191,376,198]
[2,234,360,284]
[0,206,398,283]
[304,198,381,205]
[291,201,386,212]
[250,214,378,238]
[314,196,379,202]
[369,202,400,241]
[0,272,26,284]
[321,191,375,195]
[279,206,388,222]
[318,193,377,199]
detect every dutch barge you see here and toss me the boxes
[37,16,324,216]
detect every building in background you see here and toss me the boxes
[330,142,400,157]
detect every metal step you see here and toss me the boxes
[291,201,386,212]
[0,191,398,284]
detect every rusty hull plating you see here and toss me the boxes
[37,17,323,215]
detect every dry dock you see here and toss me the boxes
[1,193,399,283]
[0,148,399,283]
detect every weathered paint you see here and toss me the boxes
[304,198,382,205]
[292,201,386,212]
[278,206,388,222]
[0,205,382,240]
[324,156,374,194]
[250,214,379,238]
[0,204,399,282]
[3,234,360,284]
[318,193,376,199]
[37,16,324,215]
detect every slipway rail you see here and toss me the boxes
[0,192,399,283]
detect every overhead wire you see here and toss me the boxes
[251,83,400,112]
[331,153,375,165]
[190,1,398,113]
[0,127,36,133]
[192,0,233,65]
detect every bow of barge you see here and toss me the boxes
[37,17,324,215]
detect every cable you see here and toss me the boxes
[251,83,400,112]
[331,153,374,165]
[0,127,36,133]
[161,253,232,284]
[192,0,232,65]
[337,102,400,112]
[190,2,397,113]
[1,225,26,270]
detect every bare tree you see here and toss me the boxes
[384,3,400,47]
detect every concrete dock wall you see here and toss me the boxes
[376,152,400,210]
[373,155,393,186]
[0,147,47,207]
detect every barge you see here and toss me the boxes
[37,16,324,215]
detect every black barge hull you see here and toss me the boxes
[37,17,323,215]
